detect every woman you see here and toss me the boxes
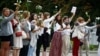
[29,13,38,22]
[12,12,23,56]
[61,13,75,56]
[63,13,75,25]
[38,12,44,20]
[49,14,66,56]
[27,20,42,56]
[0,8,18,56]
[19,11,31,56]
[36,10,61,56]
[72,17,90,56]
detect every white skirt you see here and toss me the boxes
[13,34,23,49]
[62,35,70,56]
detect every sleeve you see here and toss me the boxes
[23,23,30,33]
[44,16,55,23]
[85,26,97,30]
[31,25,35,31]
[2,14,14,24]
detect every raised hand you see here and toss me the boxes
[85,12,89,17]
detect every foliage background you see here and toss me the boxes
[0,0,100,22]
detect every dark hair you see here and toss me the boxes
[39,12,43,16]
[29,13,37,22]
[55,14,63,28]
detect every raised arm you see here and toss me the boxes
[45,9,61,22]
[86,24,100,30]
[53,9,61,18]
[85,17,91,24]
[2,14,14,24]
[2,5,19,24]
[69,13,75,22]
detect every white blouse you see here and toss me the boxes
[43,16,55,34]
[38,27,44,36]
[72,22,88,38]
[54,23,66,32]
[62,25,72,36]
[30,25,39,47]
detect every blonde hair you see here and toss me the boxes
[2,8,9,13]
[37,19,43,27]
[77,17,85,23]
[23,11,30,19]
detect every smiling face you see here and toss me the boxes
[2,8,10,17]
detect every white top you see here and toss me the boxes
[14,23,23,48]
[72,22,96,38]
[30,25,39,47]
[78,22,87,32]
[38,27,44,36]
[54,23,66,32]
[43,16,55,34]
[72,22,87,38]
[31,20,44,36]
[62,25,72,36]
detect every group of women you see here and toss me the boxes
[0,7,100,56]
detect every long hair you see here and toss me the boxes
[37,19,43,27]
[23,11,30,19]
[55,14,63,28]
[29,13,37,22]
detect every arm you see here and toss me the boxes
[45,9,61,22]
[2,14,14,24]
[2,6,19,24]
[85,17,91,24]
[69,13,75,22]
[32,28,41,33]
[86,25,100,30]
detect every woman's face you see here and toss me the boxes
[40,13,44,19]
[33,14,38,20]
[3,9,10,17]
[64,18,69,23]
[57,15,61,21]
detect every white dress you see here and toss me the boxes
[61,25,72,56]
[13,23,23,49]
